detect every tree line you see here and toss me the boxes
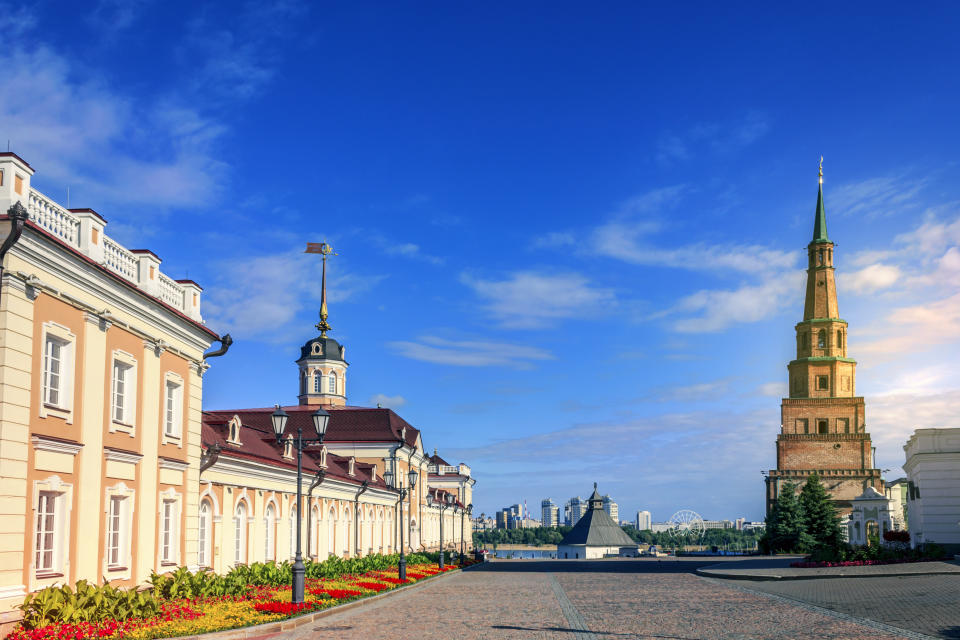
[472,523,762,549]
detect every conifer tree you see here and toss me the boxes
[762,482,811,552]
[799,473,844,550]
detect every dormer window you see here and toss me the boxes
[319,447,327,468]
[228,416,242,445]
[311,342,322,356]
[370,466,377,482]
[282,436,293,460]
[348,457,355,476]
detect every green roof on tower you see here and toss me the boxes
[812,156,830,244]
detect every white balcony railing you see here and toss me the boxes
[22,187,200,321]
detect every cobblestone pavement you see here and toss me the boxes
[727,574,960,639]
[283,559,926,640]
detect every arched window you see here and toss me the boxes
[328,373,336,394]
[198,499,212,568]
[235,502,248,565]
[818,249,824,265]
[314,373,322,394]
[817,330,826,349]
[802,333,809,349]
[837,330,843,351]
[289,510,296,559]
[311,506,320,558]
[343,507,352,556]
[818,420,828,434]
[327,507,336,558]
[264,504,276,561]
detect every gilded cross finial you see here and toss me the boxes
[305,242,338,336]
[818,156,824,184]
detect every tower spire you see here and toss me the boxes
[812,156,829,243]
[305,242,338,336]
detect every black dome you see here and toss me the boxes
[298,335,346,362]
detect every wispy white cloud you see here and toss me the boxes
[857,291,960,356]
[828,173,929,220]
[665,270,804,333]
[203,249,385,339]
[0,2,36,35]
[656,112,770,165]
[388,336,553,369]
[840,263,902,294]
[382,242,444,265]
[368,393,407,409]
[460,271,617,329]
[756,382,787,397]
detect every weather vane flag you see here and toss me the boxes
[305,242,337,336]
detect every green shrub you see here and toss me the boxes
[19,580,161,630]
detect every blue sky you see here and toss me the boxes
[4,2,960,522]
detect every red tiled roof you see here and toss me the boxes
[201,414,389,490]
[2,217,219,340]
[426,486,464,508]
[203,405,420,448]
[429,452,450,466]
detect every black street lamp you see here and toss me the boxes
[460,503,472,566]
[271,405,329,604]
[383,466,418,581]
[429,492,455,569]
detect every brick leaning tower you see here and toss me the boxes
[765,164,884,515]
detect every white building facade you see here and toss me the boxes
[903,428,960,553]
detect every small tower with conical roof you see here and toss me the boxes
[297,243,348,406]
[766,160,883,515]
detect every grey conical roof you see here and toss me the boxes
[560,488,636,547]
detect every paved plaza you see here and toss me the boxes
[282,558,960,640]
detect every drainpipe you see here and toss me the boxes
[353,480,368,557]
[0,202,29,307]
[305,469,325,560]
[199,443,221,475]
[203,333,233,359]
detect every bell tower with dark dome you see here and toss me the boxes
[297,242,348,406]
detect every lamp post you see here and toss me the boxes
[270,405,329,604]
[383,467,418,581]
[460,503,472,566]
[429,492,454,569]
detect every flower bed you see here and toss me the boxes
[790,556,947,568]
[6,563,453,640]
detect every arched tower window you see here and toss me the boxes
[817,330,826,349]
[264,504,276,561]
[235,501,248,565]
[328,373,337,394]
[818,249,824,265]
[314,373,322,394]
[198,499,212,568]
[837,331,843,351]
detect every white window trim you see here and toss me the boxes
[161,372,185,445]
[157,489,181,568]
[30,476,73,591]
[110,350,138,433]
[264,503,277,562]
[234,499,250,565]
[39,322,76,424]
[103,483,135,580]
[198,499,214,568]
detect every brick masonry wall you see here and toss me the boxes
[777,437,867,470]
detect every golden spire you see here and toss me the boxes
[818,155,824,184]
[305,242,338,336]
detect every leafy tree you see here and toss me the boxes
[798,473,844,551]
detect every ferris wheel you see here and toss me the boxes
[667,510,705,540]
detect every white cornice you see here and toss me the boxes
[158,458,189,471]
[104,449,143,464]
[31,436,83,455]
[12,233,213,354]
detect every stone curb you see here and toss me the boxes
[696,564,960,581]
[173,568,461,640]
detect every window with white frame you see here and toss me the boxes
[289,511,296,559]
[106,496,125,567]
[264,504,276,561]
[164,379,183,438]
[313,373,322,394]
[235,502,248,564]
[43,336,70,408]
[160,499,177,564]
[35,491,59,574]
[328,373,336,394]
[111,356,137,426]
[198,500,212,567]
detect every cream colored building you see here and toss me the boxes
[903,428,960,553]
[0,153,222,629]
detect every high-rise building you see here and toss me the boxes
[636,510,652,530]
[601,495,618,522]
[566,497,586,525]
[541,499,559,528]
[766,163,883,515]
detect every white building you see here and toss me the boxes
[903,428,960,552]
[636,510,651,530]
[847,487,894,546]
[541,499,559,528]
[566,497,586,525]
[602,495,618,522]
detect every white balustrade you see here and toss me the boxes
[102,236,139,282]
[27,190,80,246]
[25,187,192,316]
[158,273,185,309]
